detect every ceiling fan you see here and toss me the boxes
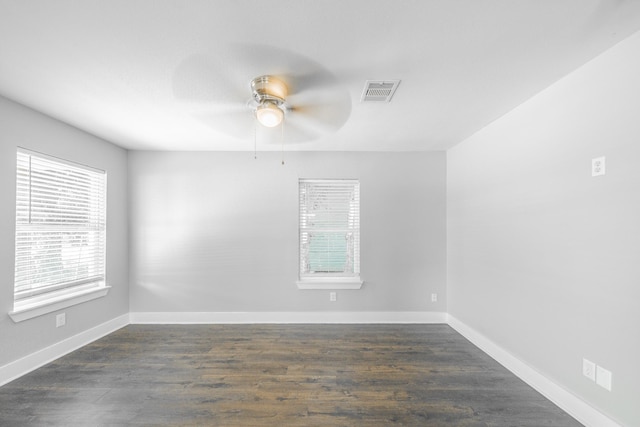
[251,75,287,128]
[172,44,352,144]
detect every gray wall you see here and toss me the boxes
[0,96,129,367]
[447,31,640,426]
[128,151,447,313]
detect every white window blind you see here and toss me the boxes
[14,150,106,309]
[299,179,360,279]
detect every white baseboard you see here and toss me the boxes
[447,315,621,427]
[0,313,130,387]
[130,311,448,324]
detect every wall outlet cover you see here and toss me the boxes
[56,313,66,328]
[592,156,606,176]
[596,365,612,391]
[582,358,596,381]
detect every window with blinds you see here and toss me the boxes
[299,179,360,280]
[13,150,107,311]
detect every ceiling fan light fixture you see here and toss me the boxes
[256,101,284,127]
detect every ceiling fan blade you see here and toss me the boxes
[172,53,247,103]
[287,92,351,130]
[183,101,249,115]
[254,117,320,145]
[173,43,352,142]
[191,109,255,140]
[256,98,352,145]
[283,111,338,142]
[218,43,354,98]
[283,118,326,143]
[282,68,342,94]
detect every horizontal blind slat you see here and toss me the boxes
[299,179,359,277]
[13,151,106,302]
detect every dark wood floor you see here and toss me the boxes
[0,324,581,426]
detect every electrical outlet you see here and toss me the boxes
[592,156,606,176]
[56,312,66,328]
[596,366,612,391]
[431,293,438,302]
[583,358,596,381]
[329,292,337,302]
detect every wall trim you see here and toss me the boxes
[0,313,130,387]
[130,311,448,324]
[9,286,111,323]
[447,315,621,427]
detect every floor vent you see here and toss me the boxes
[361,80,400,102]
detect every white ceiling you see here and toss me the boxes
[2,0,640,151]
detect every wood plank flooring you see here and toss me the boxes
[0,324,582,426]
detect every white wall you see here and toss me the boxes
[0,96,129,367]
[128,151,447,314]
[447,31,640,426]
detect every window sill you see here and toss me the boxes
[296,278,363,290]
[9,286,111,323]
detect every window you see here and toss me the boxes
[297,179,362,289]
[10,149,108,322]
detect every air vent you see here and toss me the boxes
[361,80,400,102]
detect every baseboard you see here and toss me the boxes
[0,313,130,387]
[130,311,448,324]
[447,315,621,427]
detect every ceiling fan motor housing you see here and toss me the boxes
[251,75,288,105]
[251,75,288,127]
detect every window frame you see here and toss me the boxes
[9,149,110,323]
[296,178,363,290]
